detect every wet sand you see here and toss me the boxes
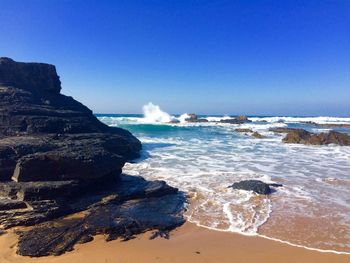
[0,222,349,263]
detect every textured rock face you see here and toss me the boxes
[0,57,61,94]
[0,57,129,135]
[10,175,185,257]
[0,58,185,256]
[0,57,141,184]
[282,129,350,145]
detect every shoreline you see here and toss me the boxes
[190,221,350,255]
[1,222,349,263]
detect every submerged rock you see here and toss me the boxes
[269,127,301,133]
[229,180,272,195]
[235,128,253,133]
[252,131,265,139]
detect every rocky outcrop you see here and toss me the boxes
[0,58,185,256]
[229,180,282,195]
[219,116,252,124]
[252,131,265,139]
[282,129,350,145]
[0,57,135,135]
[14,175,185,257]
[185,113,208,123]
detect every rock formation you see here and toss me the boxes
[229,180,282,195]
[185,113,208,123]
[235,128,253,133]
[219,115,252,124]
[252,131,265,139]
[282,129,350,146]
[0,57,185,256]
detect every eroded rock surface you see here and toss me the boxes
[15,175,185,257]
[0,58,186,256]
[282,129,350,146]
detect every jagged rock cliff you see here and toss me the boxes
[0,58,185,257]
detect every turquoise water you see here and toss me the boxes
[97,111,350,254]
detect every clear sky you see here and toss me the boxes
[0,0,349,116]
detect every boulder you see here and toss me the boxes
[229,180,271,195]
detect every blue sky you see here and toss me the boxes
[0,0,349,116]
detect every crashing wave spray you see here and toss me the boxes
[142,102,173,123]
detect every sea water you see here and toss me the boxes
[97,103,350,254]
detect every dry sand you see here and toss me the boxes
[0,222,349,263]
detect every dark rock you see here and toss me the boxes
[15,175,185,257]
[229,180,271,195]
[0,57,142,140]
[0,57,61,94]
[0,58,185,257]
[268,183,283,187]
[0,199,27,210]
[168,119,180,124]
[252,131,265,139]
[269,127,301,133]
[235,128,253,133]
[0,58,141,184]
[282,129,350,146]
[185,113,198,121]
[185,114,208,123]
[219,116,251,124]
[282,129,313,144]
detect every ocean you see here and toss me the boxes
[96,103,350,254]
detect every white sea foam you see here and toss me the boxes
[142,102,173,123]
[249,116,350,124]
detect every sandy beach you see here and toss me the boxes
[1,222,349,263]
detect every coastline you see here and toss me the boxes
[1,222,349,263]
